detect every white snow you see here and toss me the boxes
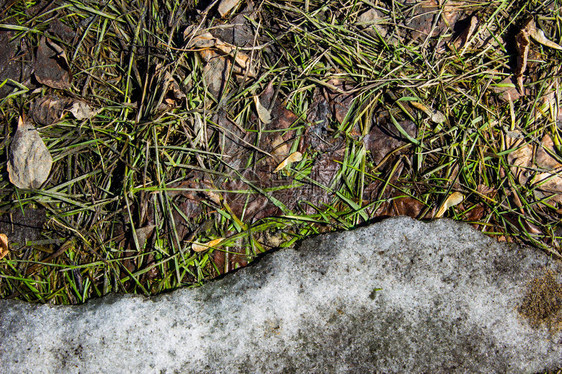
[0,217,561,373]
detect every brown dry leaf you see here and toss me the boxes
[200,49,230,98]
[364,118,417,165]
[434,192,465,218]
[402,0,461,43]
[0,206,46,246]
[167,177,222,205]
[8,116,53,189]
[492,77,523,102]
[199,179,222,205]
[34,37,71,90]
[192,237,224,252]
[515,19,534,94]
[254,95,272,124]
[259,99,300,162]
[30,96,99,125]
[476,184,497,197]
[162,70,186,107]
[531,169,562,194]
[134,225,155,250]
[529,23,562,50]
[536,134,561,170]
[390,196,425,218]
[30,95,73,125]
[515,18,562,93]
[0,234,8,260]
[274,151,302,173]
[218,0,241,17]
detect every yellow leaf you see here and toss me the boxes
[192,238,224,252]
[218,0,240,17]
[0,234,8,260]
[435,192,465,218]
[274,151,302,173]
[253,96,272,124]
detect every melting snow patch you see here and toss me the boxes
[1,217,561,373]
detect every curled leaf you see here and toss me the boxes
[8,117,53,189]
[274,151,303,173]
[515,18,562,94]
[435,192,465,218]
[529,24,562,51]
[410,101,446,124]
[192,238,224,252]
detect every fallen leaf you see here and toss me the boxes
[0,206,47,246]
[69,101,100,120]
[134,225,155,250]
[515,19,533,93]
[192,237,224,252]
[254,95,272,124]
[410,101,446,124]
[531,169,562,193]
[30,95,72,126]
[492,77,524,102]
[389,196,425,218]
[188,31,254,72]
[536,134,561,170]
[435,191,465,218]
[30,96,99,125]
[218,0,240,17]
[274,151,302,173]
[476,184,497,198]
[0,234,8,260]
[515,18,562,94]
[8,116,53,189]
[200,49,231,98]
[357,8,388,38]
[506,132,533,185]
[364,118,417,165]
[529,23,562,50]
[402,0,460,42]
[34,37,71,90]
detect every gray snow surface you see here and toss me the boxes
[1,217,561,373]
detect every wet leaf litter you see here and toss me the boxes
[7,116,52,189]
